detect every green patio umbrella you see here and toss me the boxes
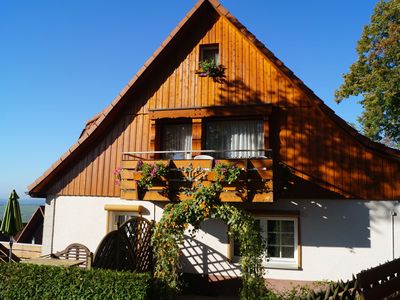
[0,190,23,262]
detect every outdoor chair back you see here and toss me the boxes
[53,243,93,269]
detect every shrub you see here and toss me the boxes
[0,263,151,300]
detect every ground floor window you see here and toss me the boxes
[263,217,298,268]
[232,215,299,269]
[104,204,141,233]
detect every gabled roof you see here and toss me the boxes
[28,0,400,197]
[16,206,44,243]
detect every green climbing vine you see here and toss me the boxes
[151,161,267,299]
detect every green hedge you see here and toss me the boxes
[0,263,151,300]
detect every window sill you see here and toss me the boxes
[230,257,300,271]
[264,262,300,270]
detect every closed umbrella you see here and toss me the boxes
[0,190,23,262]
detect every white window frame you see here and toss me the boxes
[230,215,300,270]
[261,216,299,269]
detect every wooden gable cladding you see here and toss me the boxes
[47,113,152,196]
[275,105,400,200]
[143,14,301,111]
[33,0,400,200]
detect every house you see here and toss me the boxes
[16,205,45,245]
[28,0,400,284]
[0,206,44,260]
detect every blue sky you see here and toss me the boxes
[0,0,377,199]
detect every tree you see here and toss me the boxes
[335,0,400,147]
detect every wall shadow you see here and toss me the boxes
[180,219,240,277]
[180,219,242,297]
[257,199,371,248]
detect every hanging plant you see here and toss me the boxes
[197,59,225,79]
[113,167,122,185]
[214,161,241,185]
[135,160,169,189]
[151,162,267,299]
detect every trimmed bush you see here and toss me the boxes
[0,262,151,300]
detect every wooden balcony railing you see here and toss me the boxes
[120,150,273,203]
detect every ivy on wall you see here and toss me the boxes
[150,162,267,299]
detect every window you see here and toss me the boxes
[205,119,264,158]
[161,122,192,159]
[108,211,139,232]
[263,217,298,268]
[104,204,141,233]
[232,216,299,269]
[200,44,219,64]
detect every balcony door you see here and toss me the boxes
[205,119,264,158]
[161,122,192,159]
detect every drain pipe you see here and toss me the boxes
[50,197,56,254]
[392,211,397,260]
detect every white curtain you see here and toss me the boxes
[205,120,264,158]
[162,123,192,159]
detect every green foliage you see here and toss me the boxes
[305,278,359,300]
[335,0,400,146]
[265,278,360,300]
[151,162,267,299]
[0,262,151,300]
[198,59,225,78]
[136,160,169,189]
[214,161,242,185]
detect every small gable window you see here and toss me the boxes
[198,44,224,79]
[200,44,219,64]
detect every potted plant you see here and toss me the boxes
[196,59,225,79]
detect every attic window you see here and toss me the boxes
[200,44,219,64]
[198,44,224,79]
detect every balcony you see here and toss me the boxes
[119,150,273,203]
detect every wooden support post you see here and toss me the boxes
[149,120,159,160]
[192,118,202,157]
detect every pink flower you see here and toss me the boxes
[151,166,158,177]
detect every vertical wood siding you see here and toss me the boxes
[47,14,400,200]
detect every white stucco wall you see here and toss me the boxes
[43,196,400,281]
[265,199,400,281]
[43,196,164,254]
